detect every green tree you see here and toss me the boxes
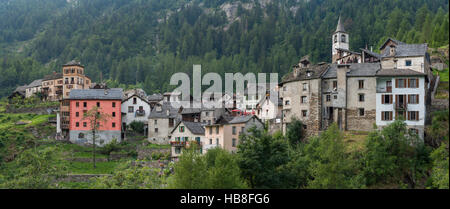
[286,117,305,146]
[429,142,449,189]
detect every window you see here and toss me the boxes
[155,128,158,133]
[359,108,365,116]
[78,133,84,138]
[341,34,346,43]
[381,111,393,121]
[128,106,134,113]
[326,95,331,101]
[175,147,181,154]
[232,126,236,135]
[359,94,365,102]
[334,35,337,43]
[154,120,157,125]
[405,60,412,66]
[112,102,116,108]
[303,83,308,91]
[209,139,212,144]
[408,78,418,88]
[333,81,337,89]
[112,112,116,117]
[76,122,79,127]
[396,79,406,88]
[358,80,364,89]
[76,102,79,107]
[382,95,393,104]
[216,138,219,145]
[302,110,307,117]
[83,102,87,107]
[83,122,87,127]
[133,98,137,104]
[408,111,419,121]
[205,111,209,116]
[112,122,116,128]
[97,102,100,107]
[285,100,290,105]
[232,138,237,147]
[334,95,338,99]
[76,112,79,117]
[303,125,307,130]
[179,126,185,132]
[301,96,307,103]
[408,95,419,104]
[216,126,219,134]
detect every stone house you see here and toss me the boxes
[121,91,151,128]
[256,90,282,123]
[41,72,63,101]
[203,115,264,154]
[25,79,43,98]
[169,121,205,160]
[148,102,181,144]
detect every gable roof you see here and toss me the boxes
[171,121,205,135]
[381,43,428,58]
[69,88,123,100]
[148,102,180,119]
[122,93,150,105]
[43,73,63,81]
[376,68,426,77]
[347,63,381,77]
[379,38,406,50]
[281,63,329,84]
[27,79,43,88]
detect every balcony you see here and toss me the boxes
[170,141,186,147]
[135,109,146,116]
[394,102,407,110]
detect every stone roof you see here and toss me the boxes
[27,79,43,88]
[381,44,428,58]
[347,63,381,77]
[376,68,426,77]
[43,73,63,81]
[172,121,205,135]
[148,102,180,119]
[321,64,337,79]
[63,60,84,67]
[335,16,345,33]
[181,107,202,114]
[69,88,123,100]
[147,93,163,101]
[379,38,406,50]
[281,63,329,84]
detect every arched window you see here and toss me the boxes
[341,34,346,43]
[78,133,85,138]
[334,35,337,43]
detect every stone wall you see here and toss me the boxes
[346,108,376,131]
[69,130,121,147]
[5,106,58,114]
[136,147,171,160]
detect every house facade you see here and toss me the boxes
[169,121,204,160]
[148,102,181,144]
[25,79,43,98]
[68,88,123,146]
[121,93,151,126]
[41,72,63,101]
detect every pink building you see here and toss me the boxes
[68,88,123,146]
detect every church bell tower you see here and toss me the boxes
[332,16,349,63]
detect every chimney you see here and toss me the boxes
[389,45,396,57]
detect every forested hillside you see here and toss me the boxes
[0,0,448,98]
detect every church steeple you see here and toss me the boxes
[335,15,345,33]
[332,15,349,63]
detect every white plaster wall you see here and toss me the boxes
[121,96,151,125]
[376,77,425,127]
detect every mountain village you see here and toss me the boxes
[7,17,444,161]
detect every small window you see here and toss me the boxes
[382,95,393,104]
[301,96,307,103]
[133,98,137,104]
[112,122,116,128]
[83,122,87,127]
[96,102,100,107]
[285,100,290,105]
[396,79,406,88]
[232,138,237,147]
[405,60,412,66]
[358,80,364,89]
[326,95,331,102]
[408,95,419,104]
[112,102,116,108]
[76,102,79,107]
[154,120,157,125]
[216,138,219,145]
[155,128,158,133]
[381,111,393,121]
[302,110,307,117]
[408,78,418,88]
[128,106,134,113]
[359,94,365,102]
[334,95,338,99]
[175,147,181,154]
[112,112,116,117]
[216,126,219,134]
[408,111,419,121]
[209,139,212,144]
[179,126,185,132]
[334,35,337,43]
[303,83,308,91]
[76,122,79,127]
[232,126,236,135]
[333,81,337,89]
[341,34,346,43]
[76,112,79,117]
[83,102,87,107]
[359,108,365,116]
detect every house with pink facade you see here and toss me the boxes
[68,88,123,146]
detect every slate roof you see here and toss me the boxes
[148,102,180,119]
[379,38,406,50]
[13,85,27,93]
[381,44,428,58]
[376,68,426,77]
[147,93,163,101]
[63,60,84,67]
[347,63,381,77]
[281,63,329,84]
[27,79,43,88]
[335,16,345,33]
[68,88,123,100]
[228,115,261,124]
[43,73,63,81]
[181,107,202,114]
[360,48,381,59]
[321,64,338,79]
[172,121,205,135]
